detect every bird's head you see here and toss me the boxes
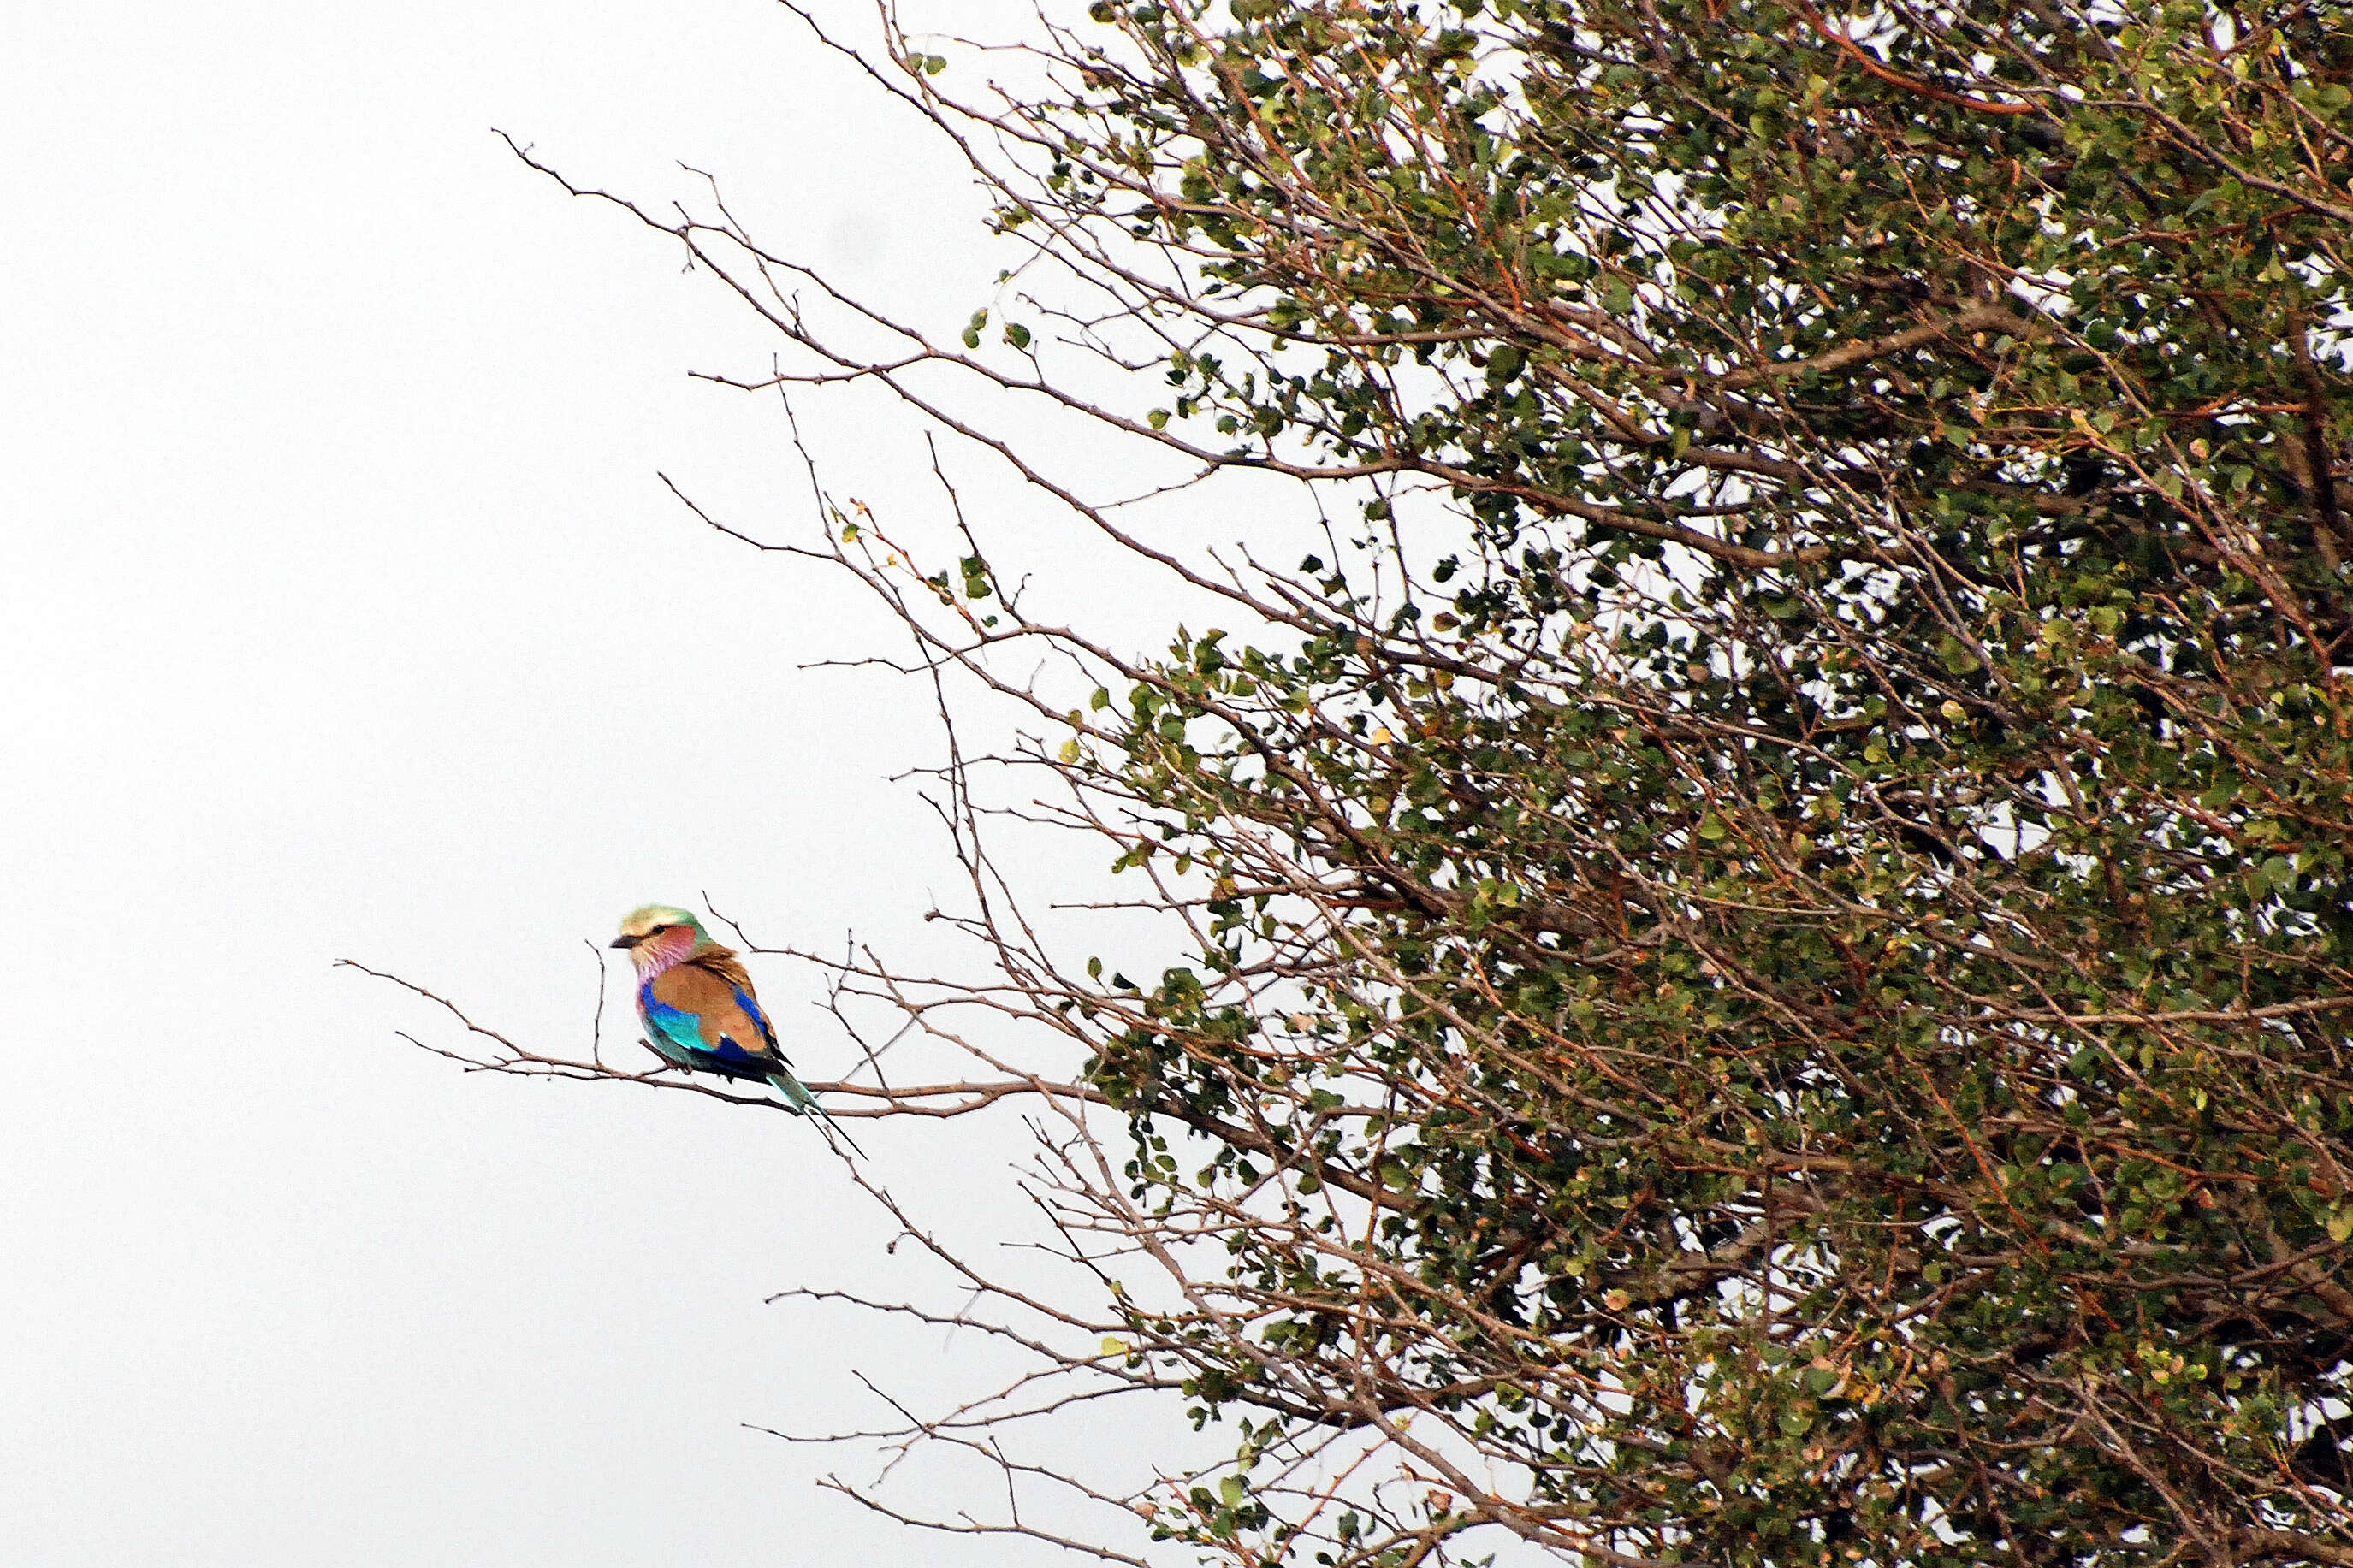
[610,904,708,975]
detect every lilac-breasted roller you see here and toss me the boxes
[611,904,863,1155]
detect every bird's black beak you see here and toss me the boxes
[609,934,642,950]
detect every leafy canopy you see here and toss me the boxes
[959,3,2353,1565]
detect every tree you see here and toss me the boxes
[388,3,2353,1565]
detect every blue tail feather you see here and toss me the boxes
[768,1070,868,1159]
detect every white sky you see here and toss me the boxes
[2,3,1218,1562]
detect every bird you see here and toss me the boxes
[610,903,865,1156]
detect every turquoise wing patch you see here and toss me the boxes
[639,989,706,1067]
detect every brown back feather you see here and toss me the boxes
[649,955,775,1058]
[690,944,756,991]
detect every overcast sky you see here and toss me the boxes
[2,3,1207,1562]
